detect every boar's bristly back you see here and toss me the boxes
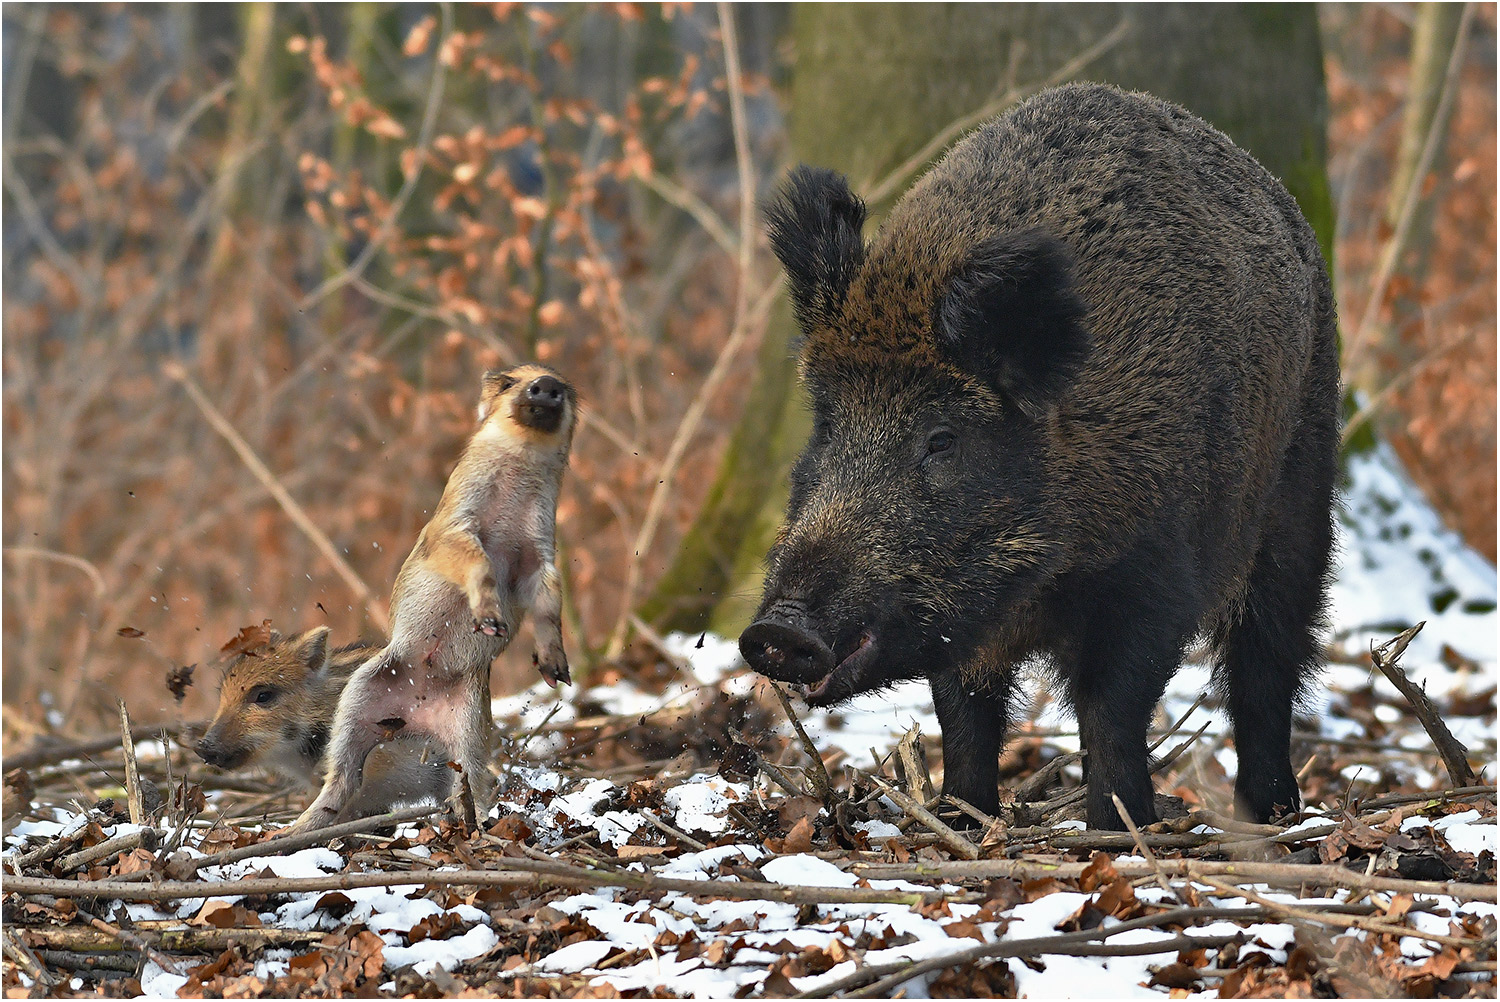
[935,230,1091,419]
[766,166,867,334]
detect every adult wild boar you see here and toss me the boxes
[738,84,1339,829]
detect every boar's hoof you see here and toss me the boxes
[740,619,835,685]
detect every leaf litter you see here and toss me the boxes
[2,440,1495,1002]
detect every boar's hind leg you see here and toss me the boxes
[1216,432,1335,824]
[928,666,1008,821]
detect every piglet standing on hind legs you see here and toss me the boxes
[286,365,577,834]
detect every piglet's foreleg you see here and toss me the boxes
[425,525,510,641]
[525,561,570,686]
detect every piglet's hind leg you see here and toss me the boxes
[286,653,412,833]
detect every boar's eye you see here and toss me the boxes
[925,428,956,458]
[248,686,279,707]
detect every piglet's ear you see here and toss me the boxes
[290,626,331,673]
[766,166,867,334]
[935,230,1090,419]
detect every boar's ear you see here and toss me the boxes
[289,626,332,673]
[935,230,1090,419]
[766,166,867,334]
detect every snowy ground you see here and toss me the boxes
[4,445,1494,999]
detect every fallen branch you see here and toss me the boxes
[797,903,1258,999]
[1357,785,1495,810]
[55,827,159,875]
[34,949,138,973]
[179,803,439,875]
[1011,749,1081,804]
[2,928,57,990]
[1197,875,1485,950]
[17,924,324,954]
[1370,623,1477,788]
[11,825,90,871]
[870,776,980,860]
[844,857,1498,904]
[850,935,1240,999]
[76,904,180,975]
[1,857,953,907]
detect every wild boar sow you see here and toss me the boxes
[739,84,1339,829]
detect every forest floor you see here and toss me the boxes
[2,451,1495,999]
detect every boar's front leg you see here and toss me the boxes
[928,665,1008,820]
[1065,611,1186,831]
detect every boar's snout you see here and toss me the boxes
[740,605,834,685]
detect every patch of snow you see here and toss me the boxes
[536,940,616,972]
[855,819,903,839]
[663,774,747,834]
[759,854,858,888]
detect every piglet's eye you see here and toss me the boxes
[250,687,278,706]
[926,429,956,457]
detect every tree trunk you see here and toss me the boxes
[647,3,1335,637]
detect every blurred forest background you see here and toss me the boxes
[3,3,1495,745]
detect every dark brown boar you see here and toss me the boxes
[739,83,1339,829]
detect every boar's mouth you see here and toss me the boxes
[740,613,879,707]
[801,630,877,705]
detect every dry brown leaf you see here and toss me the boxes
[219,620,272,657]
[781,815,815,855]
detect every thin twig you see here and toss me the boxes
[640,810,708,853]
[162,360,390,632]
[635,170,737,256]
[1340,325,1481,448]
[117,701,143,826]
[1148,692,1208,755]
[604,3,775,656]
[770,684,832,801]
[1112,794,1182,905]
[1,548,106,600]
[1369,623,1477,787]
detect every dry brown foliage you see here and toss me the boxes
[3,5,777,740]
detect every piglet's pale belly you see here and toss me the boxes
[361,656,481,754]
[390,571,510,673]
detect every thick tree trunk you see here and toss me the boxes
[647,3,1335,637]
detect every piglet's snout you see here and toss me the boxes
[527,375,566,409]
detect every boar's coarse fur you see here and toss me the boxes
[739,84,1339,829]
